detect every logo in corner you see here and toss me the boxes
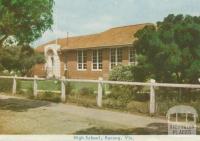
[167,105,198,135]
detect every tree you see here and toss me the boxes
[0,0,54,47]
[0,0,53,75]
[133,14,200,84]
[0,45,45,75]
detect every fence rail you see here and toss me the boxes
[0,75,200,115]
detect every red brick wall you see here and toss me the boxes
[60,47,130,80]
[33,47,130,79]
[32,64,46,77]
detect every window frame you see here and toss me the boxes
[110,48,123,70]
[92,49,102,71]
[77,50,87,71]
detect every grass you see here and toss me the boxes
[69,82,98,94]
[19,80,98,92]
[18,80,99,103]
[19,80,61,91]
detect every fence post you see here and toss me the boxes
[61,76,66,102]
[97,77,103,107]
[12,75,17,95]
[150,79,156,115]
[33,75,38,98]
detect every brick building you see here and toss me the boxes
[33,23,150,80]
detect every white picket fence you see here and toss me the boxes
[0,75,200,115]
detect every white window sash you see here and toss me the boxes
[77,50,86,70]
[110,48,118,69]
[92,49,102,70]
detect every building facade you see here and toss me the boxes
[33,23,150,80]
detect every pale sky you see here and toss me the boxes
[33,0,200,47]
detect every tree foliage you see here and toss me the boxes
[0,45,45,75]
[0,0,54,46]
[134,14,200,84]
[0,0,53,75]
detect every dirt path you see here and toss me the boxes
[0,94,168,134]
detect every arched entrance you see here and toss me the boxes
[46,49,55,78]
[45,44,61,78]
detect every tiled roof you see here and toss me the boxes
[36,23,151,52]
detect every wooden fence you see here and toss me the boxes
[0,75,200,115]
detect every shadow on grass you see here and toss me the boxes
[75,122,168,135]
[0,98,50,112]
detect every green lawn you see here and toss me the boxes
[19,80,61,91]
[69,82,98,93]
[19,80,98,92]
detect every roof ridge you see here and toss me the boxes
[60,23,152,40]
[106,23,152,31]
[61,33,100,40]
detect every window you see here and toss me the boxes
[77,50,87,70]
[129,47,137,65]
[110,48,122,69]
[92,49,102,70]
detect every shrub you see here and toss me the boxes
[66,84,96,107]
[17,86,34,99]
[0,64,4,71]
[126,101,149,114]
[109,65,134,81]
[103,98,126,109]
[78,87,95,96]
[106,85,134,101]
[75,96,96,107]
[156,90,200,117]
[65,82,74,95]
[108,65,146,107]
[37,91,60,103]
[26,87,34,99]
[0,72,18,93]
[0,78,13,92]
[108,65,135,101]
